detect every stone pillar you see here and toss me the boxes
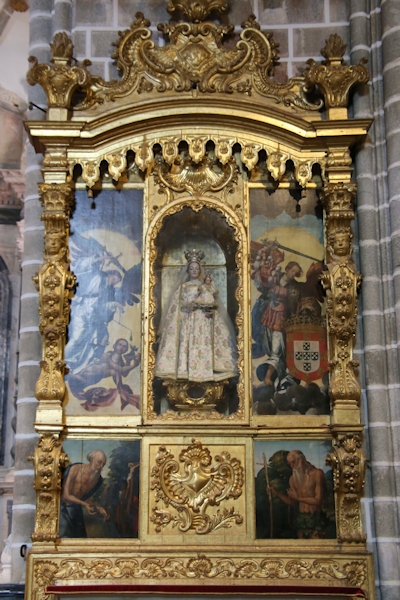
[350,1,400,599]
[9,0,53,585]
[0,120,24,584]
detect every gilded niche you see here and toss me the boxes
[149,202,244,420]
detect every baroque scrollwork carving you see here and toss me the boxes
[150,439,244,533]
[327,433,367,543]
[88,11,319,110]
[69,135,324,191]
[30,433,69,542]
[33,183,76,404]
[27,3,325,113]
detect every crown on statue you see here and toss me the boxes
[184,249,205,264]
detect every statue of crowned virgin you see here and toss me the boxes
[155,249,237,386]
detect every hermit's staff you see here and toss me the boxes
[263,452,274,538]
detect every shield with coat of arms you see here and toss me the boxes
[286,320,328,384]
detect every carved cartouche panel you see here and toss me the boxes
[148,439,245,537]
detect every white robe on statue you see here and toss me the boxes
[155,278,237,382]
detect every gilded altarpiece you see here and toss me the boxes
[25,1,375,599]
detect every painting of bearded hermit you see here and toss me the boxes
[254,440,336,539]
[65,189,142,416]
[60,439,140,538]
[250,188,329,416]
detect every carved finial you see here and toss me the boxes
[304,34,369,119]
[27,33,93,120]
[50,32,74,64]
[167,0,228,22]
[321,33,346,63]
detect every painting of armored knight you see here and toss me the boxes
[250,188,329,416]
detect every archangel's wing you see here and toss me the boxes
[69,231,102,256]
[117,263,142,305]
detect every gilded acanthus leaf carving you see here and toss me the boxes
[105,151,127,181]
[266,150,289,181]
[150,439,244,533]
[167,0,228,22]
[69,135,322,190]
[304,33,369,117]
[33,183,75,403]
[31,553,369,593]
[322,182,362,405]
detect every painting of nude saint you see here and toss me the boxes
[254,439,336,539]
[59,439,140,538]
[250,187,329,416]
[65,189,142,416]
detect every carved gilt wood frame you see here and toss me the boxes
[24,1,375,599]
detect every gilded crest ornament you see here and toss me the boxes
[150,439,244,534]
[27,6,324,112]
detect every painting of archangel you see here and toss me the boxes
[65,189,142,416]
[59,439,140,538]
[254,439,336,539]
[250,187,329,416]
